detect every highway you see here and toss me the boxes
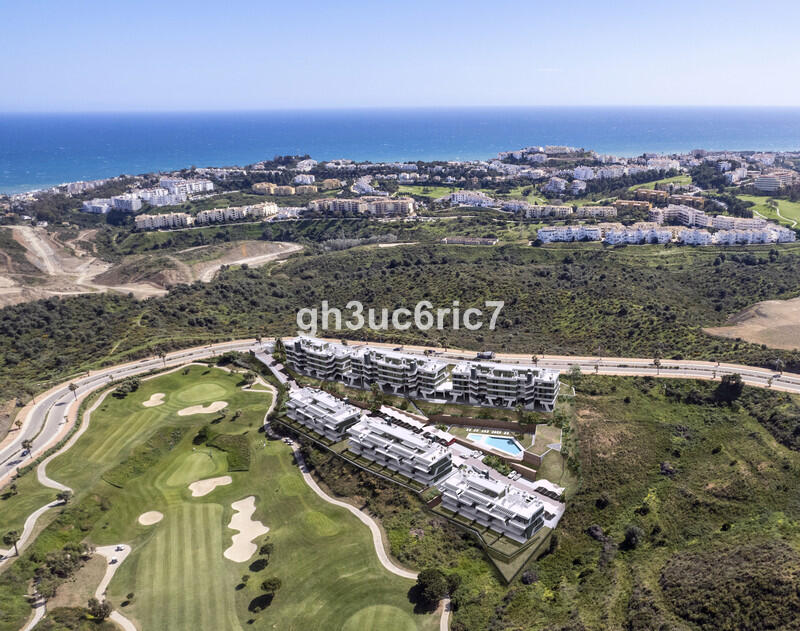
[3,337,800,489]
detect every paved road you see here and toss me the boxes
[4,338,800,490]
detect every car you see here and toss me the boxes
[110,558,118,564]
[115,545,124,552]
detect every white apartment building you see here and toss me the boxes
[346,346,449,398]
[543,177,567,193]
[136,187,187,207]
[285,387,362,441]
[134,212,193,230]
[604,222,672,245]
[158,177,214,196]
[439,467,545,543]
[573,166,595,180]
[537,225,601,243]
[575,206,617,218]
[649,204,711,227]
[293,174,316,185]
[646,158,680,171]
[81,198,112,214]
[347,415,454,485]
[725,167,749,184]
[110,193,142,212]
[597,165,627,179]
[450,361,560,412]
[308,197,413,215]
[195,202,278,224]
[445,191,496,207]
[711,215,766,230]
[678,228,713,245]
[501,200,533,213]
[524,205,573,219]
[569,180,587,195]
[296,159,318,172]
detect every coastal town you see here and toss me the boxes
[3,145,799,249]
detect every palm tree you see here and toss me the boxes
[653,357,662,376]
[3,530,20,556]
[68,383,78,400]
[159,351,167,367]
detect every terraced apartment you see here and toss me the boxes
[284,336,560,411]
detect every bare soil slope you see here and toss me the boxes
[704,296,800,351]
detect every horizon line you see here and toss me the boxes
[3,104,800,115]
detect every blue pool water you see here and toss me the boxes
[467,433,523,456]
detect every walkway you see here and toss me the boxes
[94,544,137,631]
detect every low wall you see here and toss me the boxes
[428,414,534,434]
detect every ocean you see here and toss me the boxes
[2,107,800,194]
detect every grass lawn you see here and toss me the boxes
[738,194,800,227]
[528,424,562,457]
[397,185,456,200]
[1,366,436,631]
[629,174,692,190]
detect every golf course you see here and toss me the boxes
[0,364,437,631]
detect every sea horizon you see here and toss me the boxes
[2,106,800,194]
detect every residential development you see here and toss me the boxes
[284,337,561,411]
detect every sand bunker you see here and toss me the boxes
[138,511,164,525]
[223,496,269,562]
[189,475,232,497]
[177,401,228,416]
[142,393,165,407]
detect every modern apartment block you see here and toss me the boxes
[195,202,278,224]
[345,346,449,397]
[308,197,414,216]
[285,387,362,441]
[668,194,705,209]
[614,199,651,212]
[754,170,794,192]
[158,177,214,196]
[603,222,672,245]
[283,337,560,411]
[450,361,560,411]
[649,204,710,227]
[440,467,545,543]
[347,415,454,485]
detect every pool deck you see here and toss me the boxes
[466,432,524,456]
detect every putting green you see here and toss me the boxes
[175,382,228,404]
[164,449,226,488]
[342,606,418,631]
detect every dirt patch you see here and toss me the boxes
[223,496,269,562]
[46,554,108,609]
[189,475,232,497]
[138,511,164,525]
[142,393,165,408]
[704,296,800,351]
[177,401,227,416]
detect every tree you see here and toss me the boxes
[68,382,78,400]
[259,542,274,559]
[21,439,33,457]
[531,354,539,365]
[653,356,662,375]
[3,530,20,556]
[14,419,22,431]
[8,483,17,496]
[261,576,282,593]
[159,350,167,367]
[88,597,112,620]
[243,372,256,385]
[415,568,448,606]
[715,373,744,403]
[57,490,72,504]
[273,338,286,363]
[622,525,644,550]
[569,364,582,388]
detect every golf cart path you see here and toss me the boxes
[290,445,418,580]
[95,544,137,631]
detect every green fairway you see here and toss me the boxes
[737,194,800,227]
[1,366,436,631]
[629,174,691,190]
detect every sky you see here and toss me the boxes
[2,0,800,112]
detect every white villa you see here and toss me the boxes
[537,225,601,243]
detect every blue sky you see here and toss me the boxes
[2,0,799,111]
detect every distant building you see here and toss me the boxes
[81,198,113,214]
[754,170,794,192]
[252,182,277,195]
[443,190,496,207]
[574,206,617,218]
[158,177,214,196]
[604,222,672,245]
[320,178,342,190]
[110,193,142,212]
[293,174,315,185]
[295,185,318,195]
[441,236,498,246]
[635,188,669,204]
[537,224,601,243]
[134,212,193,230]
[523,205,573,219]
[569,180,587,195]
[668,194,705,209]
[273,185,296,196]
[543,177,567,193]
[614,199,651,212]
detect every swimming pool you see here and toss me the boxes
[467,433,523,456]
